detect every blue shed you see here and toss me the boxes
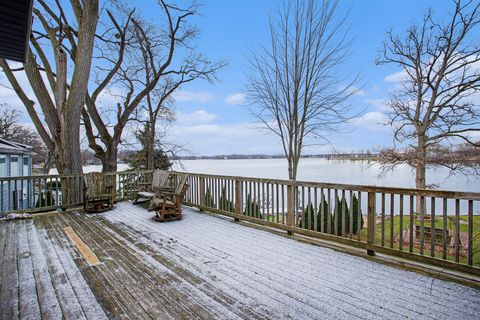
[0,138,35,212]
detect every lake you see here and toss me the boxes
[58,158,479,193]
[173,158,479,193]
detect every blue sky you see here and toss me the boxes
[0,0,469,156]
[140,0,460,156]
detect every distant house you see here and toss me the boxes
[0,138,35,211]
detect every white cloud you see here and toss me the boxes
[366,98,389,112]
[172,90,215,103]
[224,93,246,105]
[166,121,282,155]
[177,110,217,125]
[353,111,388,131]
[384,70,407,82]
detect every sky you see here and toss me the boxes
[0,0,474,156]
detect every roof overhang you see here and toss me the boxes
[0,0,34,63]
[0,138,35,155]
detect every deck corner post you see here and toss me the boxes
[199,176,206,211]
[234,179,242,222]
[367,191,376,256]
[287,183,295,236]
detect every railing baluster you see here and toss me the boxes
[341,190,346,237]
[307,187,312,230]
[390,194,394,249]
[455,199,460,263]
[381,193,385,247]
[349,190,353,239]
[419,196,425,255]
[281,184,285,224]
[357,191,361,241]
[301,186,305,228]
[442,198,448,260]
[320,189,325,233]
[276,184,280,223]
[399,194,404,251]
[327,189,331,235]
[430,197,436,257]
[409,195,414,253]
[334,189,339,235]
[467,200,473,266]
[1,180,4,212]
[20,178,24,210]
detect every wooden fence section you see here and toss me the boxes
[1,169,479,275]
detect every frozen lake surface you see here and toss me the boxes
[52,158,479,193]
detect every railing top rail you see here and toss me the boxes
[170,170,480,201]
[1,169,478,200]
[0,169,156,182]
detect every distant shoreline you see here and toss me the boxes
[170,154,380,161]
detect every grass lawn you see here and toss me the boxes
[360,215,480,266]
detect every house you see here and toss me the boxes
[0,138,35,211]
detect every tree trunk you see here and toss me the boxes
[287,156,298,180]
[415,134,427,213]
[146,122,155,170]
[102,144,119,172]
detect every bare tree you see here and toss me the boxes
[132,82,176,170]
[0,105,23,140]
[0,104,49,169]
[247,0,359,180]
[0,0,99,175]
[82,1,225,172]
[377,0,480,191]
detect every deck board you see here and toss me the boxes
[0,202,479,319]
[17,221,41,319]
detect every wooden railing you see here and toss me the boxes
[1,169,479,275]
[180,171,480,275]
[0,170,155,214]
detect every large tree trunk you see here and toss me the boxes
[102,144,119,172]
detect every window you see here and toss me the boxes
[10,156,19,176]
[0,156,5,176]
[23,157,29,176]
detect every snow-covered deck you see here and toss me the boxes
[1,202,479,319]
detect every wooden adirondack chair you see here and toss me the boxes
[83,172,115,213]
[151,174,189,222]
[133,170,172,205]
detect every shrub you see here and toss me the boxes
[316,194,330,233]
[333,195,350,235]
[301,203,315,230]
[243,193,262,219]
[205,187,216,208]
[352,193,364,234]
[219,187,234,212]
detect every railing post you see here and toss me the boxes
[367,191,376,256]
[287,183,295,236]
[199,176,205,211]
[234,179,242,222]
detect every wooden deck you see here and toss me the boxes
[1,202,479,319]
